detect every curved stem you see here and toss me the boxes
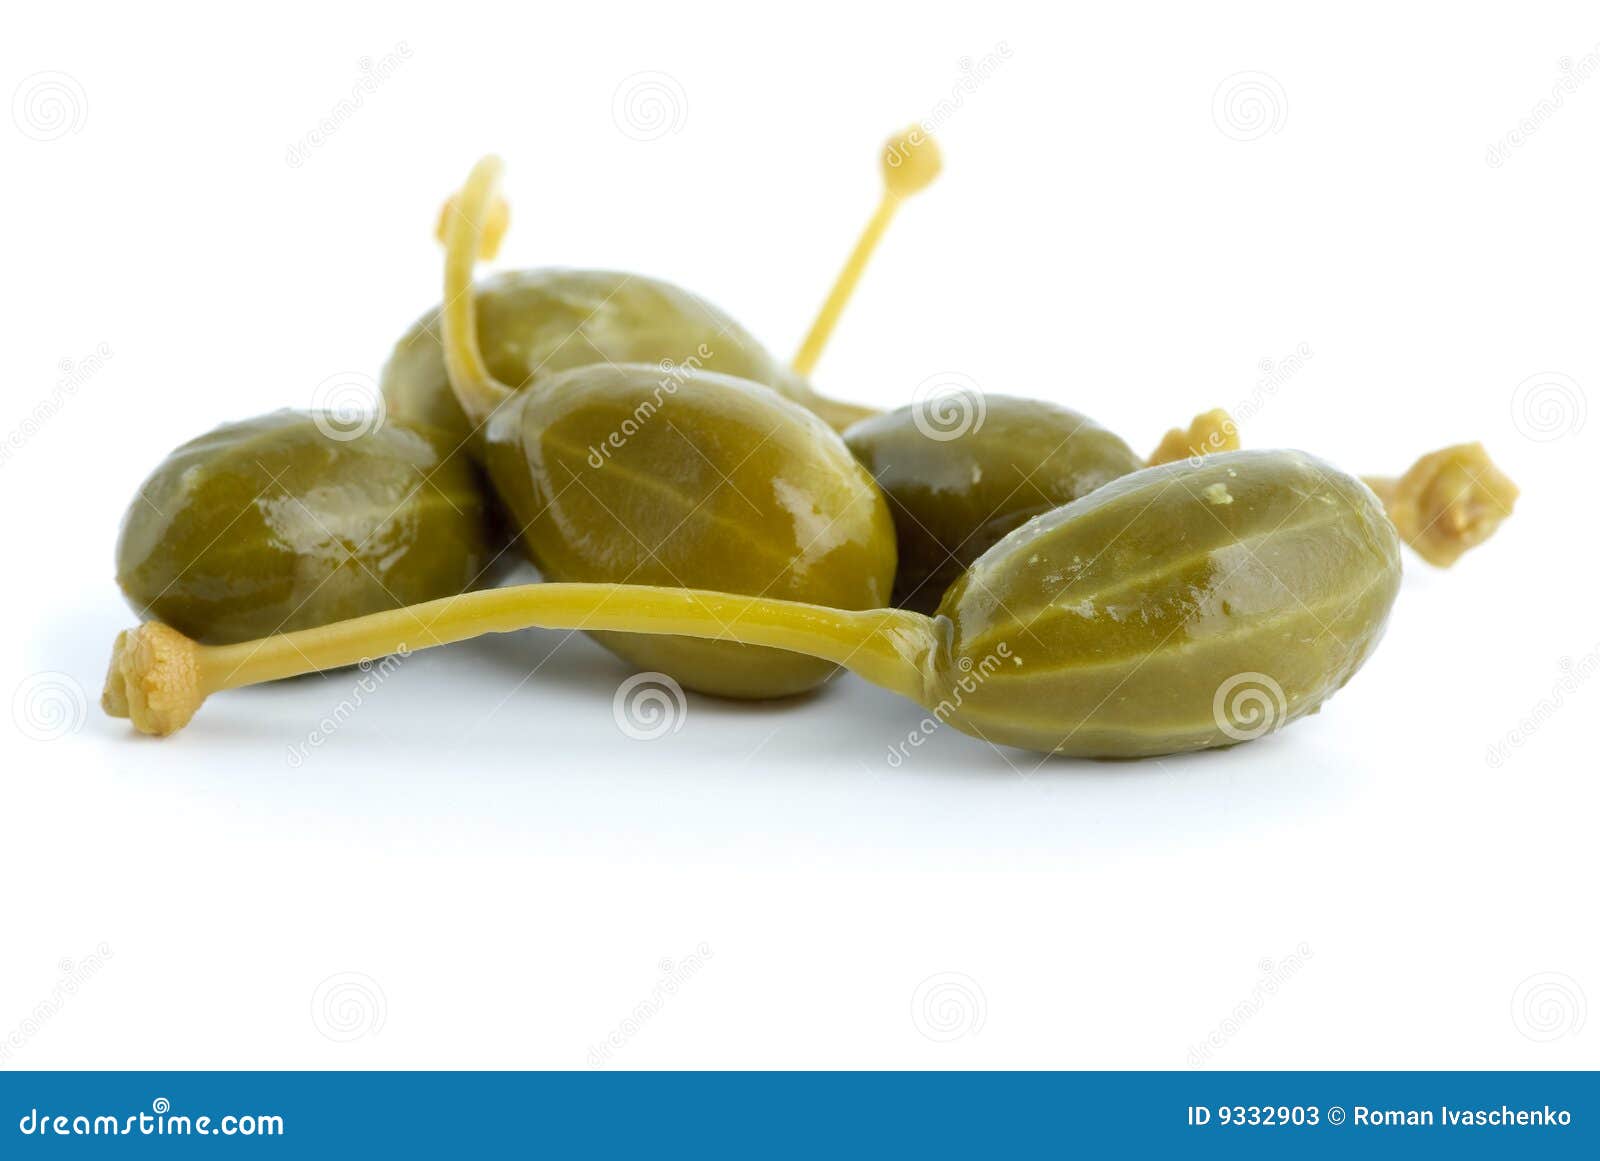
[441,155,516,426]
[105,585,942,736]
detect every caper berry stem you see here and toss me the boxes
[791,127,942,378]
[440,154,516,426]
[103,585,941,737]
[792,197,897,380]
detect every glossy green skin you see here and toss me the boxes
[485,364,896,698]
[382,268,820,444]
[116,411,496,645]
[846,396,1146,613]
[924,450,1402,757]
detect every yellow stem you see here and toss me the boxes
[793,194,899,378]
[792,126,942,378]
[441,156,515,426]
[106,585,943,736]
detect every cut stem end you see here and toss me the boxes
[102,623,207,737]
[1365,443,1519,567]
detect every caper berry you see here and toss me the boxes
[928,449,1402,756]
[381,268,856,442]
[482,362,896,698]
[115,411,495,644]
[845,395,1146,612]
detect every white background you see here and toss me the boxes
[2,1,1595,1069]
